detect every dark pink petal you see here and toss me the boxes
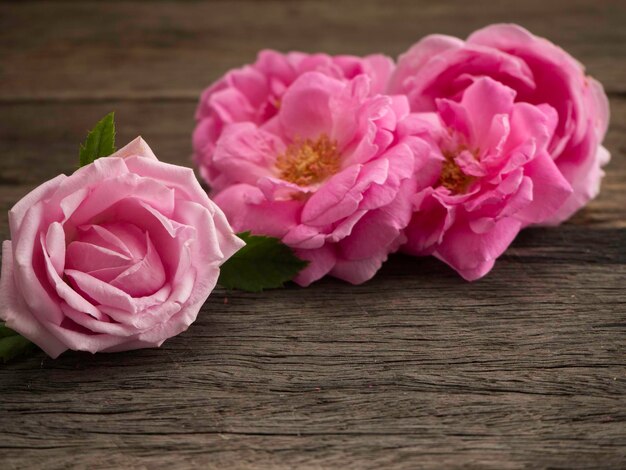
[459,77,516,146]
[515,152,573,225]
[279,72,344,140]
[212,122,284,186]
[214,184,302,239]
[292,245,337,286]
[434,216,522,280]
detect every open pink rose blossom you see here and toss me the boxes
[193,49,394,192]
[0,138,244,358]
[213,72,435,285]
[401,78,573,280]
[389,23,610,224]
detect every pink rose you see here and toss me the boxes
[193,49,394,192]
[213,72,433,285]
[401,77,573,280]
[389,23,610,224]
[0,138,244,358]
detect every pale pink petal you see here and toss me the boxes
[66,241,131,273]
[98,296,180,331]
[65,269,136,312]
[43,321,138,355]
[0,241,67,358]
[12,202,65,325]
[110,234,166,297]
[51,153,130,209]
[8,175,66,234]
[68,174,176,226]
[42,238,104,320]
[124,155,212,206]
[109,136,158,161]
[203,202,247,262]
[173,199,245,265]
[44,222,66,275]
[74,224,136,258]
[60,303,137,337]
[114,294,208,351]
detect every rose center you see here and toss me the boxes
[438,134,479,194]
[64,222,166,298]
[275,134,340,186]
[438,151,473,194]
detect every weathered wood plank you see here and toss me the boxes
[0,251,624,468]
[0,0,624,100]
[2,432,622,470]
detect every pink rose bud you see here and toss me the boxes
[212,72,437,286]
[0,138,244,358]
[401,78,573,280]
[390,23,610,224]
[193,49,394,193]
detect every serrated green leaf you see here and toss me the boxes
[78,112,116,167]
[218,232,308,292]
[0,324,36,363]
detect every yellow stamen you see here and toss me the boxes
[439,149,475,194]
[276,134,340,186]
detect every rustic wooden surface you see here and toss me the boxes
[0,1,625,468]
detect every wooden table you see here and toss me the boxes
[1,1,624,468]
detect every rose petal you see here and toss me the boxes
[0,241,67,358]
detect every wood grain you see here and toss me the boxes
[0,1,625,469]
[1,0,625,100]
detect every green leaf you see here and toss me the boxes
[218,232,308,292]
[0,324,36,363]
[0,324,17,338]
[78,112,116,167]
